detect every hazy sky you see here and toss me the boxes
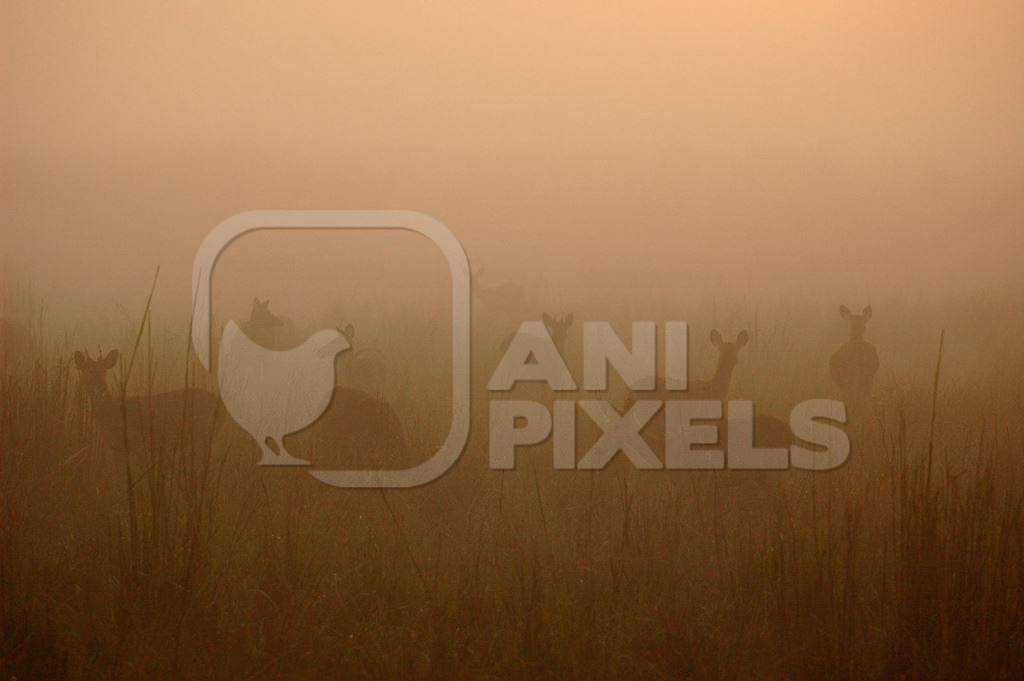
[4,1,1023,321]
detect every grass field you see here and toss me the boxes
[2,293,1023,679]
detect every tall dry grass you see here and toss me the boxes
[2,293,1023,679]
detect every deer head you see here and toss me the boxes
[839,305,872,341]
[710,329,749,371]
[249,298,284,330]
[73,349,120,398]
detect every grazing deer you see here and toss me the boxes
[830,305,879,412]
[73,349,222,455]
[0,318,33,372]
[473,268,528,318]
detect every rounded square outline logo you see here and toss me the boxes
[191,210,471,488]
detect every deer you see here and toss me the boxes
[240,297,309,350]
[623,329,795,467]
[231,301,409,469]
[73,349,223,457]
[688,329,748,400]
[629,329,748,402]
[240,298,284,348]
[288,385,411,471]
[829,305,879,415]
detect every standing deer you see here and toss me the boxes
[291,385,411,470]
[830,305,879,413]
[232,303,409,469]
[689,329,749,400]
[73,349,222,455]
[627,329,795,462]
[630,329,748,401]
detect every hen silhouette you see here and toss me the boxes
[219,319,351,466]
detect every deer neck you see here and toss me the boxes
[83,387,128,445]
[849,328,865,342]
[710,359,735,399]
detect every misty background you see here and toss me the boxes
[5,7,1024,677]
[3,1,1023,338]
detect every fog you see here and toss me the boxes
[7,5,1024,677]
[4,1,1023,324]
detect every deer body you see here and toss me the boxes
[627,330,795,462]
[290,387,410,470]
[233,301,408,468]
[685,329,747,401]
[830,305,879,409]
[74,350,222,455]
[631,329,747,407]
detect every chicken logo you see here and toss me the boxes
[218,320,351,466]
[191,211,471,488]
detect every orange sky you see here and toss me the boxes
[3,1,1023,320]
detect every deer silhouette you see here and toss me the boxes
[631,329,748,400]
[626,329,795,463]
[830,305,879,413]
[74,349,223,455]
[227,302,408,469]
[240,298,284,348]
[689,329,748,400]
[294,385,410,470]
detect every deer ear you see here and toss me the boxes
[343,323,354,339]
[736,330,750,348]
[102,349,120,369]
[839,305,852,320]
[74,351,87,371]
[862,306,872,321]
[710,330,723,347]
